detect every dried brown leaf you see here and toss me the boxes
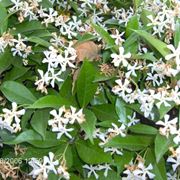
[75,41,100,63]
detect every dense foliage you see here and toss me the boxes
[0,0,180,179]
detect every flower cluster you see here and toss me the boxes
[0,102,25,133]
[83,163,112,179]
[28,152,70,179]
[123,160,155,180]
[0,33,32,58]
[48,106,85,139]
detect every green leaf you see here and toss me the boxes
[105,135,153,151]
[132,53,157,62]
[0,49,12,74]
[40,0,53,8]
[28,132,65,148]
[80,109,97,143]
[174,20,180,48]
[91,23,116,50]
[28,95,75,109]
[4,130,65,148]
[146,148,167,180]
[28,36,51,47]
[115,98,126,124]
[76,140,112,164]
[129,124,158,135]
[0,3,8,34]
[11,20,53,35]
[76,61,98,107]
[76,33,96,44]
[124,33,139,53]
[91,104,118,121]
[134,30,170,57]
[155,133,174,163]
[126,15,139,37]
[4,130,42,144]
[31,109,50,140]
[21,110,34,130]
[0,81,37,104]
[0,0,12,7]
[4,66,30,81]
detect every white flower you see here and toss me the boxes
[126,63,141,78]
[108,123,126,137]
[9,0,23,12]
[146,73,164,86]
[48,68,64,88]
[112,79,132,99]
[2,102,25,133]
[29,152,59,179]
[83,164,99,179]
[104,147,123,155]
[134,162,155,180]
[167,155,180,171]
[165,43,180,70]
[122,169,141,180]
[64,106,85,124]
[60,24,77,39]
[51,121,74,139]
[0,116,13,133]
[42,8,58,26]
[173,128,180,144]
[35,69,49,94]
[48,106,69,125]
[98,163,111,177]
[111,30,125,45]
[156,114,177,137]
[155,90,171,109]
[111,47,131,67]
[11,34,32,58]
[167,172,178,180]
[127,112,140,127]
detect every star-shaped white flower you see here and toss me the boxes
[111,47,131,67]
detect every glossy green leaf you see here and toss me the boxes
[105,135,153,151]
[91,104,118,121]
[4,66,30,80]
[4,130,65,148]
[134,30,170,57]
[126,15,139,37]
[31,109,50,140]
[155,133,174,163]
[76,61,98,107]
[0,3,8,34]
[0,49,12,74]
[81,109,97,143]
[115,98,127,124]
[28,95,75,109]
[0,81,37,104]
[76,140,112,164]
[28,36,51,47]
[4,130,42,144]
[129,124,158,135]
